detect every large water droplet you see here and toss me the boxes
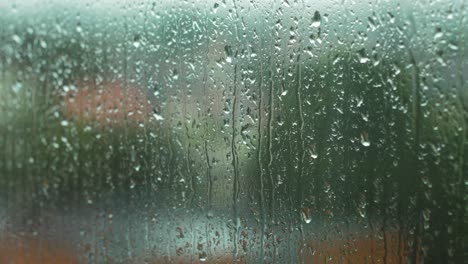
[434,27,443,40]
[199,252,207,262]
[153,113,164,121]
[309,145,318,159]
[361,132,370,147]
[357,48,370,64]
[133,34,141,48]
[134,165,141,172]
[12,34,21,44]
[301,207,312,224]
[225,45,233,63]
[60,120,69,127]
[312,11,321,27]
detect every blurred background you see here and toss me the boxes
[0,0,466,263]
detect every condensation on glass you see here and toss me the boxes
[0,0,466,263]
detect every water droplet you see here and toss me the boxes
[312,11,321,27]
[172,69,179,80]
[368,16,377,30]
[301,207,312,224]
[361,114,369,122]
[12,34,21,44]
[387,12,395,23]
[434,27,443,40]
[359,57,369,64]
[11,82,22,93]
[134,165,141,172]
[224,45,233,63]
[133,34,141,48]
[356,97,364,107]
[153,113,164,121]
[360,132,370,147]
[358,208,366,218]
[207,211,214,218]
[448,42,459,50]
[199,252,207,262]
[357,48,369,64]
[309,145,318,159]
[39,40,47,49]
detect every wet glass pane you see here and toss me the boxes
[0,0,466,263]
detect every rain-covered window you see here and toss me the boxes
[0,0,466,263]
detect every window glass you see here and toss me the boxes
[0,0,466,263]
